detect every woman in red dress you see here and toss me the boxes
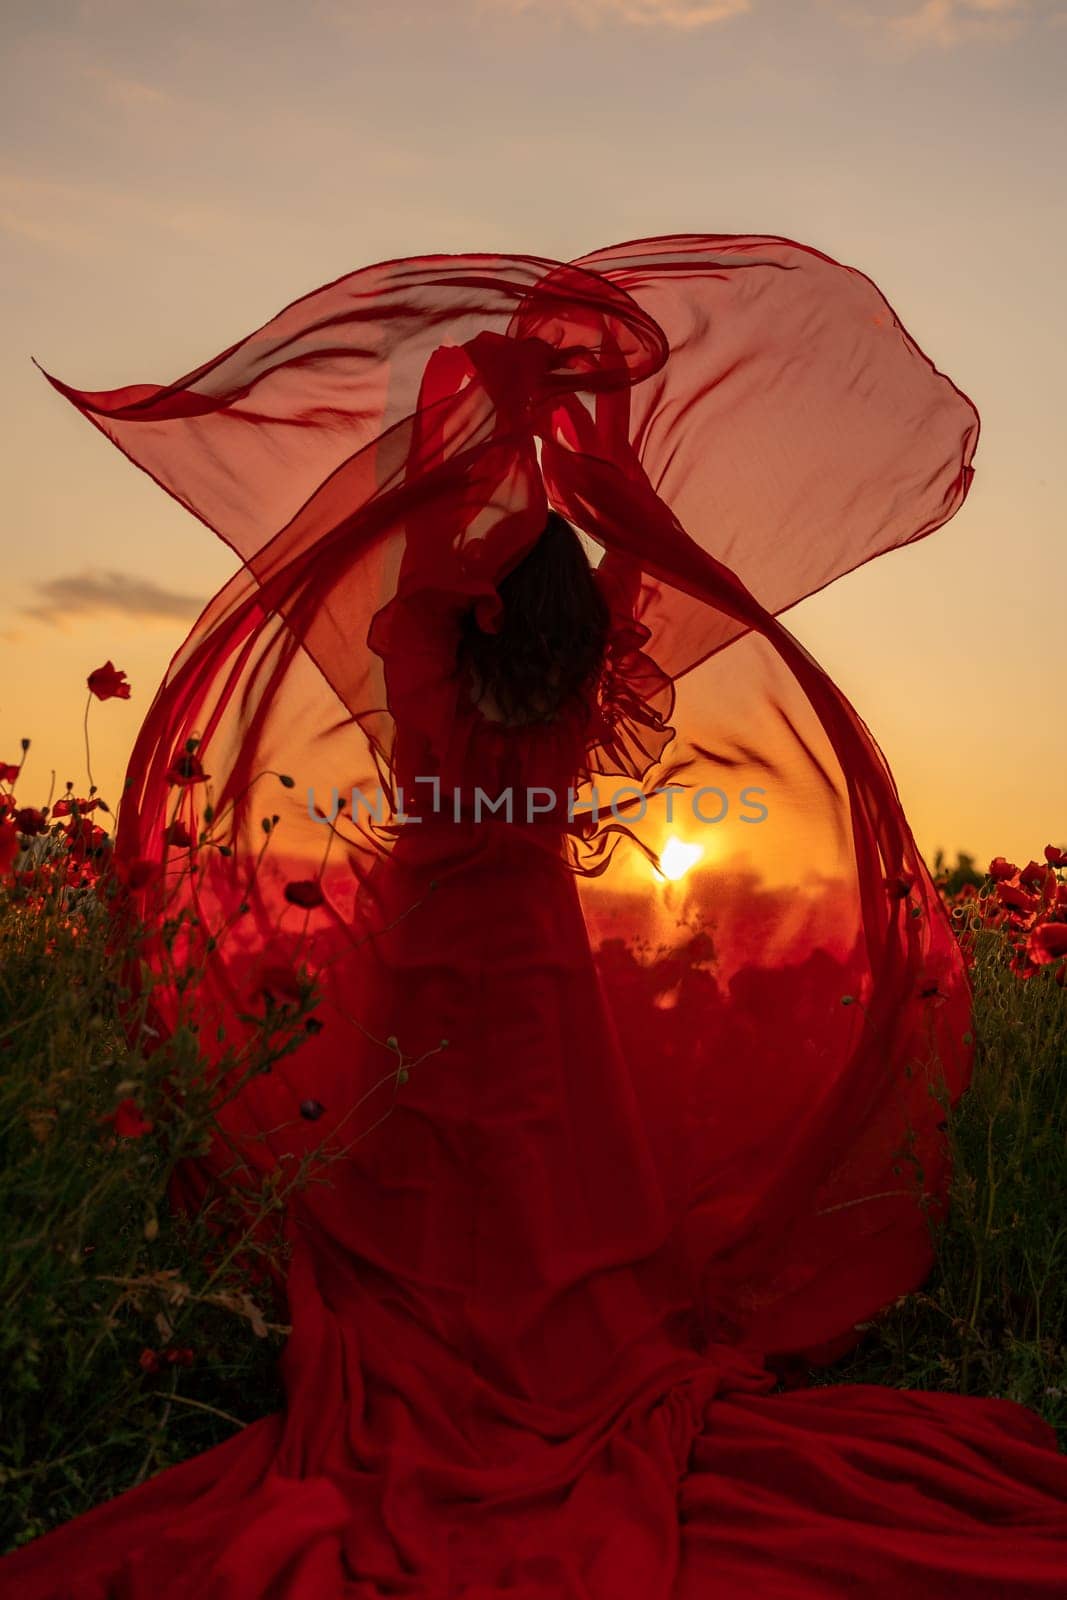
[6,234,1066,1596]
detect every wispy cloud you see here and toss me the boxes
[489,0,1060,41]
[885,0,1028,48]
[482,0,751,30]
[827,0,1061,51]
[81,62,177,110]
[0,169,238,257]
[0,208,81,251]
[20,570,205,628]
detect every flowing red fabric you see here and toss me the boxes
[8,234,1066,1596]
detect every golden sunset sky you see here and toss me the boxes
[1,0,1063,868]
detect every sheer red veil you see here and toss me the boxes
[38,232,979,1367]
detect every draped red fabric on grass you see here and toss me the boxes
[7,234,1066,1596]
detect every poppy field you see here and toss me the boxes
[1,661,1065,1553]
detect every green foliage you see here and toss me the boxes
[0,870,299,1552]
[819,903,1067,1442]
[931,848,986,898]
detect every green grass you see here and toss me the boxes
[819,898,1066,1438]
[1,854,1064,1555]
[0,858,306,1552]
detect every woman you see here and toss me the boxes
[8,234,1066,1596]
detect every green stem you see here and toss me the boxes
[83,693,95,794]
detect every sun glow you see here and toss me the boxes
[657,835,705,881]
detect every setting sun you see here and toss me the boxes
[658,835,705,881]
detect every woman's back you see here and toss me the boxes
[383,516,654,833]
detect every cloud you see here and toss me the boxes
[20,570,205,628]
[887,0,1028,48]
[827,0,1059,51]
[0,208,80,251]
[81,63,177,110]
[0,169,238,257]
[483,0,751,29]
[490,0,1061,41]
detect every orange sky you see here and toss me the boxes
[1,0,1064,869]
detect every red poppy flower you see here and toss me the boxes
[138,1348,162,1374]
[165,753,209,786]
[284,879,325,909]
[56,796,101,816]
[884,873,914,900]
[116,857,160,890]
[988,857,1017,882]
[0,763,19,785]
[1018,860,1052,891]
[253,961,305,1004]
[101,1097,154,1138]
[1045,845,1067,867]
[14,807,47,836]
[164,820,194,848]
[1027,921,1067,966]
[65,817,109,861]
[996,882,1040,915]
[87,661,131,701]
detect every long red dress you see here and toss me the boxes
[6,234,1066,1596]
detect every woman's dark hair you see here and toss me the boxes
[457,511,610,726]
